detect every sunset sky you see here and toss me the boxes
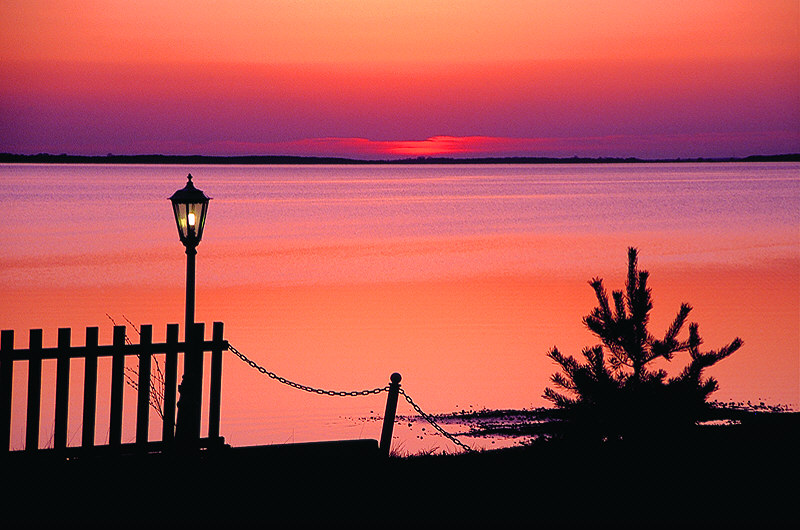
[1,1,798,159]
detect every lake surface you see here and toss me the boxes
[1,163,798,453]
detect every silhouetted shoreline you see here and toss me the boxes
[1,152,798,165]
[397,401,796,446]
[3,405,797,526]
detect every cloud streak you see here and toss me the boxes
[143,132,800,160]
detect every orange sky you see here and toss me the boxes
[3,1,796,64]
[1,1,798,157]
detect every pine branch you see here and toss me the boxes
[626,246,639,306]
[550,372,575,392]
[612,290,627,321]
[543,387,578,408]
[712,337,743,363]
[630,270,652,325]
[687,323,703,359]
[583,345,613,384]
[548,347,580,378]
[588,278,613,325]
[700,377,719,397]
[652,303,693,361]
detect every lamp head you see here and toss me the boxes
[169,174,211,247]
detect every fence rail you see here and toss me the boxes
[0,322,228,456]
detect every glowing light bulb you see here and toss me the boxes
[188,212,196,227]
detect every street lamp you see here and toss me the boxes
[170,174,210,444]
[169,174,210,333]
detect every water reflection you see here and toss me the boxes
[1,163,798,451]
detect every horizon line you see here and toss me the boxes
[2,152,798,165]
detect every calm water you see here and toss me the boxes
[1,163,798,452]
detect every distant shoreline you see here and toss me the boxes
[1,152,798,165]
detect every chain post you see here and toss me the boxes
[379,373,402,457]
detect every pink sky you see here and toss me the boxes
[1,1,798,158]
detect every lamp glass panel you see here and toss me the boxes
[189,201,208,240]
[172,202,188,240]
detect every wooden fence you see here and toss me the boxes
[0,321,228,457]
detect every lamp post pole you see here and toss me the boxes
[170,174,210,447]
[176,240,201,446]
[185,242,197,335]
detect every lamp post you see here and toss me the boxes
[170,174,210,445]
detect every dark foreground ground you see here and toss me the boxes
[3,411,797,528]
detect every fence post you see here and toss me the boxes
[54,328,71,452]
[207,321,224,443]
[176,322,204,448]
[380,373,402,457]
[0,330,14,453]
[26,330,43,452]
[81,327,99,449]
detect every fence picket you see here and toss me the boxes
[136,325,153,446]
[54,328,71,451]
[0,330,13,452]
[26,330,42,451]
[162,323,179,444]
[82,327,99,448]
[109,325,126,447]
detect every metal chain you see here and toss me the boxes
[399,388,474,453]
[228,342,473,453]
[228,343,389,396]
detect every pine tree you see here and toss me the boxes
[543,247,742,441]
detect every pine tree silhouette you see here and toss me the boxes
[543,247,742,441]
